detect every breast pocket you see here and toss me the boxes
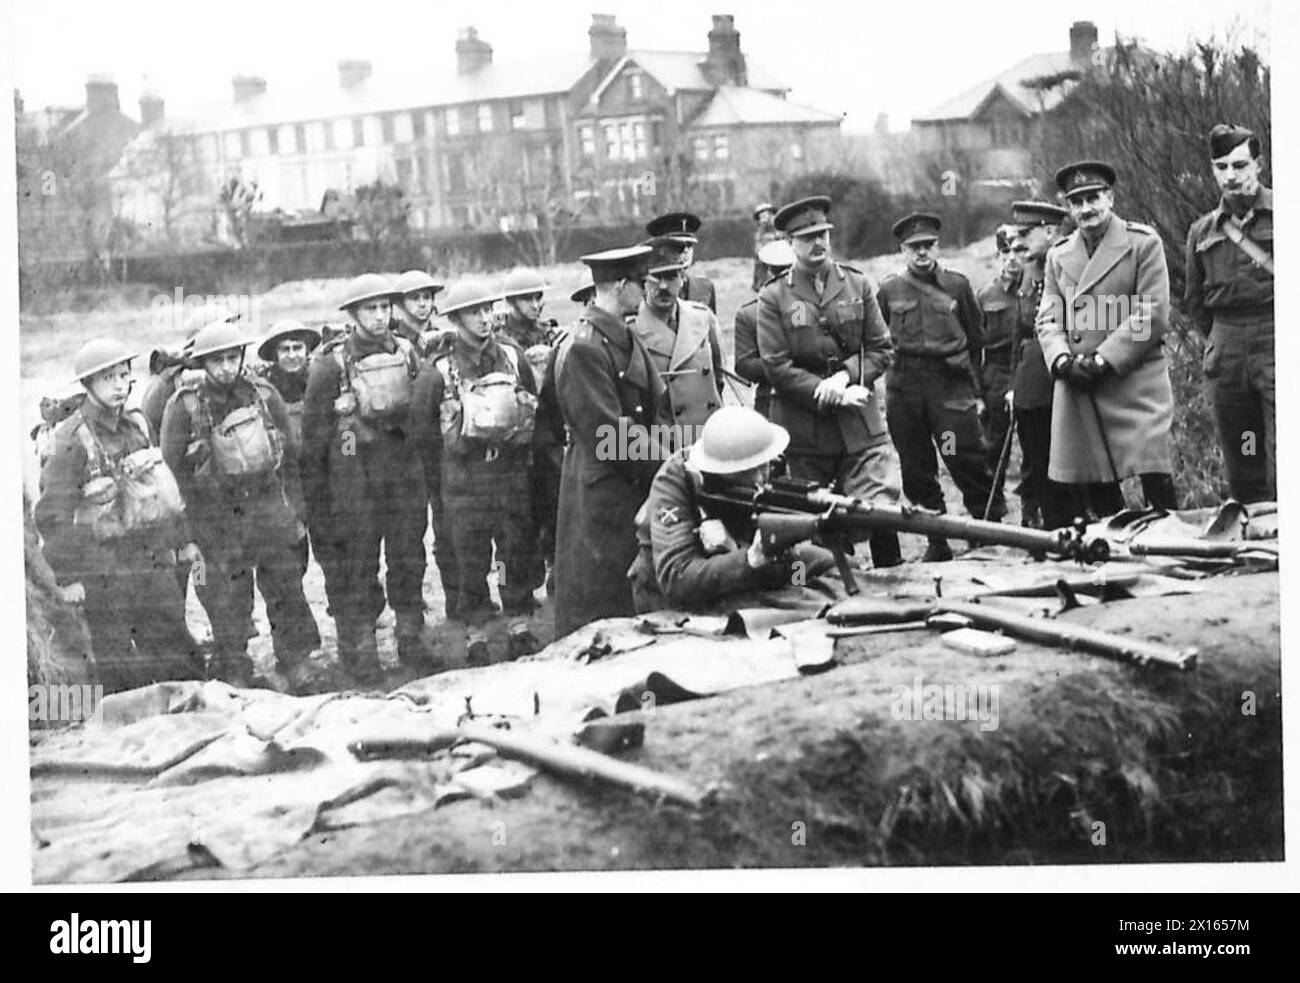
[887,298,921,345]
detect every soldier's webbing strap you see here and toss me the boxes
[1220,215,1275,275]
[182,378,281,464]
[73,408,149,480]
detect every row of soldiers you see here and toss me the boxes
[35,122,1272,689]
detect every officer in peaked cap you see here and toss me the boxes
[645,211,716,313]
[1005,200,1070,531]
[551,245,672,636]
[757,194,904,569]
[735,239,795,417]
[1039,159,1178,518]
[631,235,724,438]
[877,210,997,561]
[1185,124,1275,503]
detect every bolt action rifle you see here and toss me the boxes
[697,475,1110,596]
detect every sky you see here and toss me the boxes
[4,0,1273,133]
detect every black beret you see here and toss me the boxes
[1055,160,1117,197]
[1208,123,1257,158]
[892,211,942,244]
[774,196,834,237]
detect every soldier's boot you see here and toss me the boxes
[922,537,954,563]
[466,626,491,667]
[1020,502,1042,529]
[277,650,347,696]
[210,648,257,689]
[337,623,385,687]
[506,618,541,660]
[868,531,903,569]
[395,610,441,674]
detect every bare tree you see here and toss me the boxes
[217,175,263,249]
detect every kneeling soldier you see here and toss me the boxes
[36,339,202,693]
[629,406,834,612]
[302,274,433,682]
[414,279,543,664]
[161,321,327,691]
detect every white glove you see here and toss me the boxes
[746,528,769,569]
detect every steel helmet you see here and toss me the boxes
[394,269,445,297]
[570,275,595,304]
[688,407,790,475]
[338,273,398,311]
[73,338,137,383]
[182,301,241,342]
[753,202,775,220]
[189,320,257,361]
[501,267,549,300]
[257,320,323,362]
[757,239,795,270]
[440,279,502,317]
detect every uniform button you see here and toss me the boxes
[635,405,643,413]
[702,367,710,375]
[618,370,625,378]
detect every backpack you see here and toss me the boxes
[182,379,283,482]
[335,337,417,424]
[435,343,538,448]
[71,409,186,541]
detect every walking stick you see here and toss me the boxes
[983,412,1018,520]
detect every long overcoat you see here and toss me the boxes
[1037,215,1174,483]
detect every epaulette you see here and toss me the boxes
[939,267,971,288]
[737,296,759,310]
[835,262,863,276]
[1126,220,1158,236]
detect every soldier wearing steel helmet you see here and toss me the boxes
[160,321,328,692]
[413,278,543,665]
[140,301,241,444]
[301,273,433,682]
[757,195,904,570]
[391,269,448,359]
[735,238,795,418]
[35,339,203,693]
[497,268,561,353]
[628,406,836,612]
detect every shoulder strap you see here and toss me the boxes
[180,383,214,440]
[72,412,108,479]
[500,343,520,379]
[1220,216,1275,275]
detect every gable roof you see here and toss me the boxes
[687,85,842,128]
[622,49,788,94]
[912,50,1105,123]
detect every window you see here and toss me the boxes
[383,113,399,144]
[321,121,335,151]
[511,101,526,130]
[352,118,365,147]
[633,121,646,160]
[629,71,643,100]
[650,120,662,152]
[713,134,729,160]
[294,123,307,153]
[604,124,618,159]
[446,152,466,193]
[395,157,414,190]
[580,124,595,157]
[414,155,429,193]
[446,108,460,137]
[478,103,493,132]
[693,137,709,161]
[411,111,426,139]
[258,127,274,155]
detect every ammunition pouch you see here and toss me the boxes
[208,403,281,479]
[348,350,413,423]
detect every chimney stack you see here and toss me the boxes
[85,74,120,115]
[589,14,627,63]
[706,15,746,87]
[456,27,492,75]
[338,59,372,89]
[232,74,267,103]
[1070,21,1099,66]
[139,88,164,126]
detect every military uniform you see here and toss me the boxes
[300,330,428,653]
[412,335,541,624]
[631,299,723,438]
[498,309,558,352]
[757,259,903,566]
[732,297,771,416]
[161,373,320,672]
[35,399,201,693]
[877,265,996,519]
[553,303,668,636]
[628,447,835,612]
[976,273,1021,514]
[1010,270,1070,528]
[1185,186,1274,502]
[1038,212,1175,511]
[678,274,717,314]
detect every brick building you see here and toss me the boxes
[108,13,844,245]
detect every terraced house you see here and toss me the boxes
[109,13,844,243]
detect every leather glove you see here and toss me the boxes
[1054,353,1102,392]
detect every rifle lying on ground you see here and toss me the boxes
[697,476,1111,595]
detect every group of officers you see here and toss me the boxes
[35,122,1273,695]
